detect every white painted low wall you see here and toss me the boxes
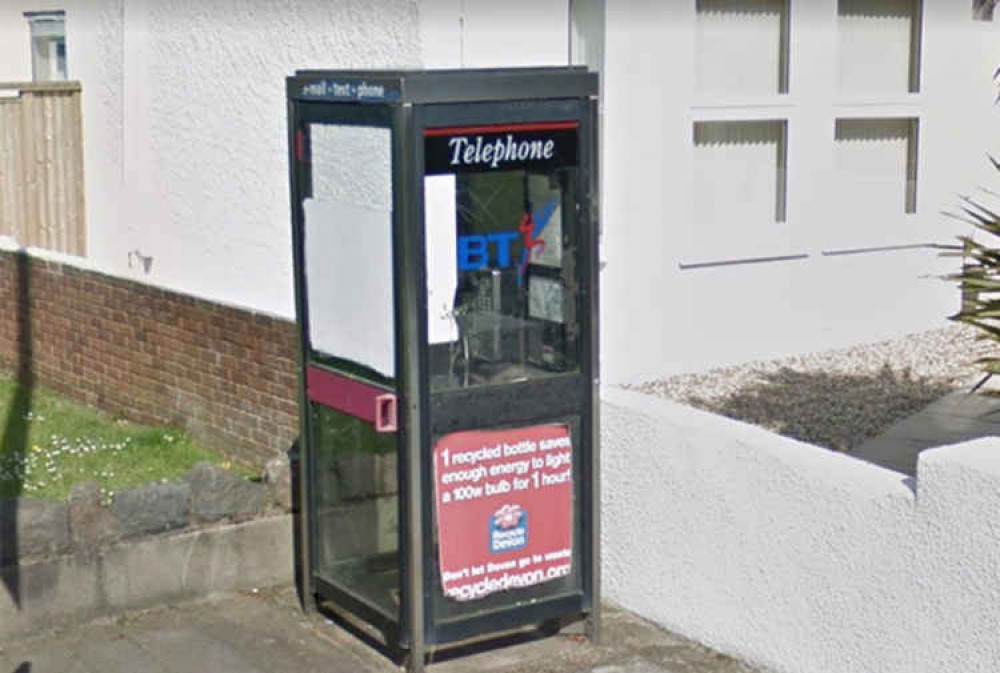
[601,387,1000,673]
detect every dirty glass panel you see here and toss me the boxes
[424,124,580,391]
[421,121,584,624]
[310,403,399,618]
[304,123,395,384]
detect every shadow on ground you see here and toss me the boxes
[1,252,34,609]
[685,365,956,452]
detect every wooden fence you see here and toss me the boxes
[0,81,86,257]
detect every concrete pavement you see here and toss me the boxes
[852,389,1000,475]
[0,585,761,673]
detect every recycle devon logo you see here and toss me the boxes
[489,503,527,553]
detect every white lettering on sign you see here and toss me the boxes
[447,135,555,169]
[300,80,387,101]
[357,82,385,98]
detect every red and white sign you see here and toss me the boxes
[433,424,573,602]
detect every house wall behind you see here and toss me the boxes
[0,5,31,80]
[600,0,1000,382]
[0,0,572,322]
[6,0,1000,384]
[110,0,426,320]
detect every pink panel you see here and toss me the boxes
[306,366,396,428]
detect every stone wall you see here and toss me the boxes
[1,461,291,567]
[0,248,300,466]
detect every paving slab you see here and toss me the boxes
[851,436,936,475]
[0,585,764,673]
[851,391,1000,476]
[591,659,676,673]
[920,389,1000,420]
[75,636,171,673]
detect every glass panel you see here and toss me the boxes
[55,40,67,80]
[303,123,395,384]
[311,403,399,618]
[424,124,580,392]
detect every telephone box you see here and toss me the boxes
[285,68,599,670]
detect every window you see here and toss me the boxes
[423,123,581,391]
[25,11,67,82]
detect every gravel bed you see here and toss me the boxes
[627,324,996,452]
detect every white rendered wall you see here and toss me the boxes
[418,0,569,69]
[4,0,1000,382]
[113,0,425,318]
[602,387,1000,673]
[695,0,784,96]
[0,0,571,319]
[837,0,916,95]
[600,0,1000,383]
[0,5,31,80]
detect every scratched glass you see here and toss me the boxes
[424,128,581,392]
[304,124,395,384]
[302,123,401,621]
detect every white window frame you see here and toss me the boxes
[25,10,67,82]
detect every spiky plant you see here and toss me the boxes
[945,157,1000,390]
[976,0,999,22]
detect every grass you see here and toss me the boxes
[0,373,245,502]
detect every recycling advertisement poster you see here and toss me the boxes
[433,424,573,602]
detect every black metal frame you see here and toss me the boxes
[286,68,599,672]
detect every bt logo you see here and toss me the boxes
[457,231,519,272]
[457,198,558,281]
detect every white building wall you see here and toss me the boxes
[3,0,1000,382]
[419,0,569,69]
[0,0,572,319]
[602,387,1000,673]
[116,0,427,318]
[601,0,1000,383]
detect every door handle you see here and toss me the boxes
[375,393,398,433]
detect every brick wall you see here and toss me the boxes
[0,249,300,467]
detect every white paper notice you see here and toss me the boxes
[304,198,395,378]
[528,275,565,323]
[424,174,459,344]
